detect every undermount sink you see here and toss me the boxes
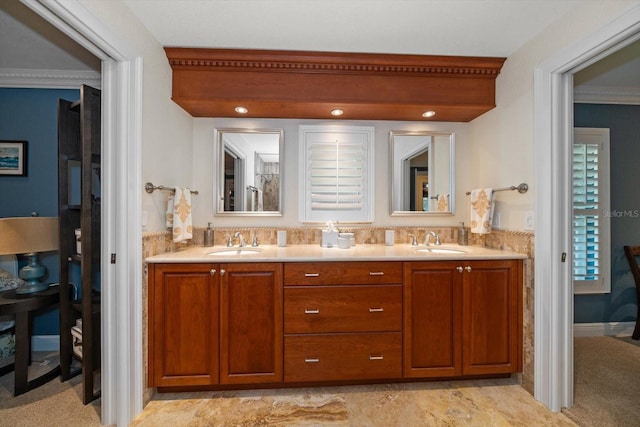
[207,248,263,256]
[414,246,467,254]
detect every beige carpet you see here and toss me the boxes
[562,336,640,427]
[0,352,101,427]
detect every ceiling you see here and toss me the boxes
[1,0,638,103]
[122,0,581,58]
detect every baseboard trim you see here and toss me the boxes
[32,334,60,352]
[574,321,636,337]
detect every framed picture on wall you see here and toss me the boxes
[0,140,27,177]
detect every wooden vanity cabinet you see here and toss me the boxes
[149,262,283,388]
[150,258,522,390]
[404,259,522,378]
[283,262,403,383]
[149,263,220,387]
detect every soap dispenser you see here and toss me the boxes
[204,222,214,247]
[458,222,469,246]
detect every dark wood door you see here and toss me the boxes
[220,263,283,384]
[462,260,522,375]
[150,263,219,387]
[403,262,462,377]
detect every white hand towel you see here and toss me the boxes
[167,187,193,242]
[470,188,494,234]
[437,194,449,212]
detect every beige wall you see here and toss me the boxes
[80,0,640,233]
[470,0,640,231]
[191,118,472,229]
[80,0,193,233]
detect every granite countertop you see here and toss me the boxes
[146,243,527,263]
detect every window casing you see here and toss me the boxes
[573,127,611,294]
[299,125,375,223]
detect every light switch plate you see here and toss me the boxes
[524,211,534,230]
[493,212,501,229]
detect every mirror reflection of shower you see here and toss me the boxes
[216,128,283,215]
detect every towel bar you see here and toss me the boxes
[465,183,528,196]
[145,182,199,195]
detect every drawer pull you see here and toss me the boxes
[369,307,384,313]
[304,309,320,314]
[369,355,384,361]
[369,272,384,276]
[305,358,320,363]
[304,273,320,277]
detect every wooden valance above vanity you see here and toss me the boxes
[164,48,506,122]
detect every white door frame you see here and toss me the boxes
[23,1,143,425]
[533,4,640,412]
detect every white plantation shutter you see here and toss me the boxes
[300,125,374,222]
[573,128,610,294]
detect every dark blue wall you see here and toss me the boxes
[574,104,640,323]
[0,87,80,335]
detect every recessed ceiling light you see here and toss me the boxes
[235,106,248,114]
[422,111,436,118]
[331,109,344,116]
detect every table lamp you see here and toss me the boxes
[0,216,59,294]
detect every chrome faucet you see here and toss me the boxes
[424,231,441,246]
[408,234,418,246]
[225,234,233,247]
[234,231,246,247]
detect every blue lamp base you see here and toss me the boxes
[16,252,50,294]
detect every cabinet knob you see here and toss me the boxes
[465,266,472,272]
[369,272,384,276]
[210,269,216,276]
[304,309,320,314]
[304,273,320,277]
[457,266,464,273]
[369,355,384,361]
[220,269,226,276]
[304,358,320,363]
[369,307,384,313]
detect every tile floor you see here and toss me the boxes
[131,378,576,426]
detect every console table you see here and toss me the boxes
[0,286,60,396]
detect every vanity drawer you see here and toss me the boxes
[284,285,402,333]
[284,333,402,382]
[284,262,402,286]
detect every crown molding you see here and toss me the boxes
[574,85,640,105]
[165,48,506,122]
[0,68,101,89]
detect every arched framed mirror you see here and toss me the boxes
[215,128,284,216]
[390,131,455,215]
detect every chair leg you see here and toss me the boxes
[634,308,640,340]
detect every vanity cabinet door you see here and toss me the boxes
[404,260,523,379]
[461,260,522,375]
[149,263,220,387]
[403,262,462,378]
[219,262,283,384]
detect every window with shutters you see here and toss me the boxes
[573,127,610,294]
[299,125,375,223]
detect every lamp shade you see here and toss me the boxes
[0,217,59,256]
